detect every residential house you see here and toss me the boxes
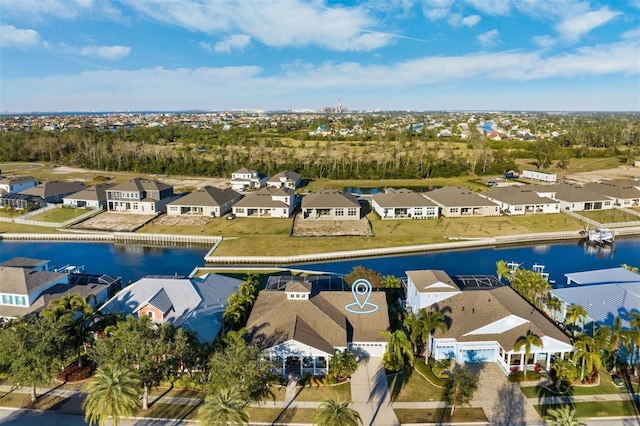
[232,187,297,218]
[528,183,614,212]
[404,269,572,375]
[584,179,640,208]
[105,178,175,214]
[100,273,243,343]
[167,186,242,218]
[230,167,268,191]
[246,279,389,376]
[0,257,118,319]
[19,180,85,204]
[267,170,302,189]
[372,188,439,220]
[423,186,501,217]
[302,189,361,220]
[63,184,114,209]
[0,193,44,210]
[0,175,39,196]
[480,186,560,215]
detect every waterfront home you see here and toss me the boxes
[0,193,44,210]
[105,178,176,214]
[583,179,640,208]
[527,182,613,212]
[232,186,297,218]
[230,167,268,191]
[63,183,114,209]
[403,269,572,374]
[423,186,500,217]
[0,257,117,319]
[551,267,640,332]
[301,189,361,220]
[371,188,439,219]
[246,279,389,376]
[267,170,302,189]
[480,186,560,215]
[100,273,243,343]
[19,180,85,204]
[0,175,39,195]
[167,186,242,218]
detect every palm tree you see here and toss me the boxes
[417,308,447,361]
[546,296,563,322]
[313,398,362,426]
[495,260,510,283]
[566,304,588,336]
[83,364,140,426]
[608,317,624,373]
[513,331,543,380]
[380,329,414,372]
[402,312,422,356]
[198,388,249,426]
[627,312,640,377]
[572,333,603,382]
[546,404,586,426]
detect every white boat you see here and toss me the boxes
[584,227,615,244]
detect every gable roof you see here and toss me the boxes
[108,178,172,193]
[168,186,240,207]
[482,186,559,205]
[529,182,608,203]
[20,180,85,198]
[584,180,640,200]
[141,288,174,315]
[233,186,294,208]
[63,184,114,201]
[268,170,302,184]
[372,188,438,208]
[406,269,461,292]
[425,186,497,207]
[302,189,360,208]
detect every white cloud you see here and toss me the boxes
[476,29,501,47]
[124,0,393,51]
[463,0,511,16]
[0,0,97,20]
[421,0,454,21]
[447,13,481,27]
[622,27,640,40]
[532,35,556,49]
[0,24,41,48]
[201,34,251,54]
[556,6,621,41]
[78,45,131,60]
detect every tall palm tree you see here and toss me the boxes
[313,398,362,426]
[627,312,640,377]
[380,329,414,372]
[402,312,422,356]
[572,333,603,382]
[417,308,447,361]
[513,331,543,380]
[198,388,249,426]
[607,317,625,373]
[566,304,588,336]
[83,364,140,426]
[546,296,563,322]
[547,404,586,426]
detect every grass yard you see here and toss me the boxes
[138,216,292,237]
[387,368,445,402]
[0,392,67,410]
[578,209,640,224]
[520,369,629,398]
[535,400,640,419]
[292,382,351,402]
[135,401,199,420]
[28,207,88,223]
[0,221,57,233]
[395,407,488,424]
[246,407,316,424]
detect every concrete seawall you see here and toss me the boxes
[0,232,221,246]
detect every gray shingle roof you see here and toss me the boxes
[268,170,302,184]
[168,186,240,207]
[407,269,461,292]
[482,186,558,205]
[0,257,49,269]
[63,184,114,201]
[233,187,294,208]
[424,186,498,207]
[529,183,608,203]
[0,266,67,295]
[372,188,437,208]
[20,181,85,198]
[0,176,37,185]
[302,189,360,208]
[584,180,640,200]
[109,178,172,192]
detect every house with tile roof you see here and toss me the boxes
[528,182,614,212]
[63,183,114,209]
[105,178,175,214]
[232,186,297,218]
[230,167,268,191]
[423,186,500,217]
[19,180,85,204]
[301,189,361,220]
[404,269,572,374]
[479,185,560,215]
[0,175,39,196]
[267,170,302,189]
[0,257,117,319]
[246,279,389,376]
[583,179,640,208]
[100,273,243,343]
[167,186,242,218]
[371,188,439,219]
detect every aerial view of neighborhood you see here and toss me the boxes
[1,1,640,426]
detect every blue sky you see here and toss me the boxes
[1,0,639,112]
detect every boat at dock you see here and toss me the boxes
[580,227,615,245]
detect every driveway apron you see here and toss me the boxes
[350,357,400,426]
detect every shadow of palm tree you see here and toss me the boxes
[387,367,412,402]
[492,383,527,426]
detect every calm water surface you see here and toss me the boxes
[0,238,638,285]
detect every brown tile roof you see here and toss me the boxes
[406,270,461,292]
[372,188,438,208]
[425,186,498,207]
[302,189,360,208]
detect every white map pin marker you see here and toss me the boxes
[351,279,372,309]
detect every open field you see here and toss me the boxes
[73,212,155,232]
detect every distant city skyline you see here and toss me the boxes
[1,0,639,113]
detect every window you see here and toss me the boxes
[235,208,244,214]
[335,208,344,216]
[169,206,178,212]
[414,208,422,216]
[449,208,459,214]
[347,208,357,216]
[146,311,154,319]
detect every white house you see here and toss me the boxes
[167,186,242,218]
[267,170,302,190]
[230,167,268,191]
[232,187,297,218]
[480,186,560,215]
[528,183,614,212]
[63,184,114,209]
[371,188,439,219]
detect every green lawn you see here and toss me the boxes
[292,382,351,402]
[535,400,640,419]
[578,209,640,224]
[395,407,488,424]
[388,369,445,402]
[0,392,66,410]
[246,407,316,424]
[520,369,628,398]
[28,207,88,223]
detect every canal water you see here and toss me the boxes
[1,238,638,285]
